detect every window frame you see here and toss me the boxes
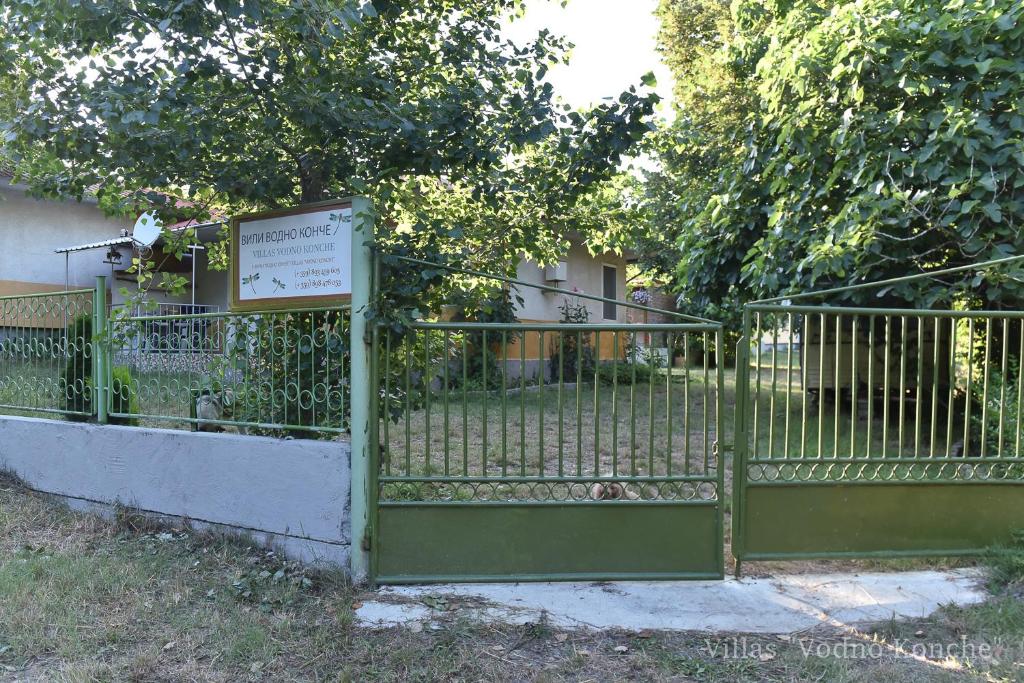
[601,263,618,321]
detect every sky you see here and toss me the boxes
[501,0,674,116]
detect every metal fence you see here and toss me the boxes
[378,322,722,501]
[733,303,1024,567]
[742,305,1023,472]
[0,289,96,416]
[0,282,351,434]
[107,305,352,434]
[369,256,727,582]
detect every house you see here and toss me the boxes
[0,170,228,313]
[491,239,632,380]
[2,172,634,375]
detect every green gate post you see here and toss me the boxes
[731,306,751,576]
[93,276,109,424]
[348,197,374,583]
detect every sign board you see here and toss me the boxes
[230,200,354,311]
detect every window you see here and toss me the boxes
[602,265,617,320]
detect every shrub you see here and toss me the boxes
[971,361,1021,458]
[548,297,595,381]
[229,310,349,439]
[60,313,138,424]
[448,289,520,391]
[61,314,93,419]
[596,361,657,386]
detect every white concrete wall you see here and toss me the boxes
[0,181,131,291]
[192,248,230,310]
[515,242,629,323]
[0,181,229,310]
[0,416,351,566]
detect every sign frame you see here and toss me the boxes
[229,198,358,312]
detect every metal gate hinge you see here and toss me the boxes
[361,532,372,552]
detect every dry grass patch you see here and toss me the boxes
[0,482,1019,682]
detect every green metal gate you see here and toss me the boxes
[733,281,1024,568]
[369,258,725,582]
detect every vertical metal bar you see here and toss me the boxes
[818,313,826,459]
[833,314,841,458]
[481,330,488,476]
[538,330,545,476]
[612,331,620,476]
[501,330,508,478]
[866,316,875,457]
[732,309,751,571]
[930,317,940,458]
[309,313,316,429]
[850,315,858,459]
[520,330,527,476]
[384,332,391,476]
[575,330,582,476]
[769,321,778,459]
[753,312,762,457]
[405,335,412,475]
[94,276,108,424]
[915,316,923,458]
[347,200,374,583]
[980,318,992,457]
[898,315,907,457]
[557,331,565,476]
[715,325,726,577]
[1018,319,1024,457]
[683,332,690,475]
[882,316,891,458]
[964,319,975,458]
[785,312,794,457]
[444,329,450,476]
[946,318,957,458]
[648,333,656,475]
[424,328,432,474]
[284,315,291,429]
[801,315,809,459]
[703,330,710,472]
[998,318,1008,457]
[593,330,600,475]
[462,333,468,476]
[630,330,638,476]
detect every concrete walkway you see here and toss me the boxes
[356,569,986,634]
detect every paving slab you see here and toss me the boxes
[356,569,986,634]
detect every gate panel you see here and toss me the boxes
[734,305,1024,566]
[372,320,725,582]
[377,502,720,582]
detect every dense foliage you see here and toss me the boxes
[647,0,1024,324]
[0,1,656,282]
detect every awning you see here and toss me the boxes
[54,237,135,254]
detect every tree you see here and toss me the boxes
[649,0,1024,324]
[1,0,657,283]
[629,0,756,328]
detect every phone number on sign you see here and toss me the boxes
[296,280,345,290]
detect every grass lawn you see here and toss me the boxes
[2,474,1023,682]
